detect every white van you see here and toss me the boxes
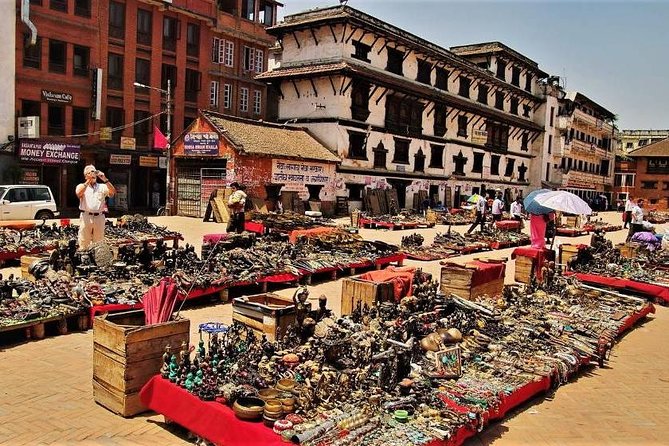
[0,185,60,220]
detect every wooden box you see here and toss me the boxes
[232,293,309,341]
[440,262,504,300]
[340,276,395,315]
[559,244,582,269]
[93,311,190,417]
[617,242,639,259]
[514,256,536,284]
[564,215,580,228]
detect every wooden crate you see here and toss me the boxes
[93,311,190,417]
[564,215,580,228]
[559,244,582,269]
[514,256,536,284]
[340,277,395,315]
[232,293,309,341]
[440,263,504,299]
[617,242,639,259]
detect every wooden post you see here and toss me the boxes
[57,319,68,335]
[219,289,229,303]
[262,282,268,293]
[78,315,90,331]
[31,323,45,339]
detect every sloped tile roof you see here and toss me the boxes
[202,111,340,162]
[628,138,669,157]
[255,61,347,79]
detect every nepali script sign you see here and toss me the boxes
[184,132,219,156]
[271,159,334,191]
[19,140,80,164]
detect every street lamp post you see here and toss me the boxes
[134,80,172,215]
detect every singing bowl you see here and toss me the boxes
[258,388,280,401]
[276,378,296,392]
[233,397,265,421]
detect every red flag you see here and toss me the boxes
[153,126,168,151]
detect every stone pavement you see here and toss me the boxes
[1,212,668,445]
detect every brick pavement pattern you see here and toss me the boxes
[0,212,667,445]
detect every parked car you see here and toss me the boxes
[0,185,60,220]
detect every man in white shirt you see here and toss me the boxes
[492,192,504,222]
[510,197,523,221]
[467,194,487,234]
[624,197,634,229]
[627,198,645,241]
[75,165,116,249]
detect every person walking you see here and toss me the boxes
[627,198,645,241]
[467,194,487,234]
[492,192,504,222]
[227,182,247,234]
[624,197,634,229]
[75,165,116,249]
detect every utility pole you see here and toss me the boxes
[166,79,172,216]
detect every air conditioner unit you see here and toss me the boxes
[18,116,40,139]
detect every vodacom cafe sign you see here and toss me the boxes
[18,140,81,164]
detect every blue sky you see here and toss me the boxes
[279,1,669,130]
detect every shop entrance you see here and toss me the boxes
[175,160,227,218]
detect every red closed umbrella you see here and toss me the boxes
[143,277,180,325]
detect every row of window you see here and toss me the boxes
[211,39,265,73]
[23,36,90,76]
[567,129,611,149]
[351,81,531,145]
[21,100,88,137]
[614,173,636,187]
[346,133,527,180]
[29,0,91,17]
[640,181,669,190]
[351,41,533,105]
[209,82,262,114]
[559,157,611,176]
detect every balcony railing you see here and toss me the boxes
[573,108,614,134]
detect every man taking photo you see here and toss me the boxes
[75,165,116,249]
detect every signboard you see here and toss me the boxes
[158,156,167,169]
[18,140,80,164]
[100,127,112,141]
[184,132,219,156]
[120,137,136,150]
[18,116,39,139]
[472,129,488,145]
[139,156,159,167]
[110,154,132,165]
[271,159,335,192]
[41,89,73,104]
[20,168,40,185]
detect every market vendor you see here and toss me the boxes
[227,182,247,234]
[492,192,504,222]
[75,165,115,249]
[627,198,645,241]
[510,197,524,221]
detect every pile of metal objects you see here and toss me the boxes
[249,211,336,231]
[0,272,87,328]
[569,239,669,285]
[465,228,530,247]
[648,210,669,224]
[441,213,475,226]
[159,272,650,445]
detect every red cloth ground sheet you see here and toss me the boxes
[467,261,506,287]
[140,376,285,446]
[511,247,556,281]
[203,233,229,245]
[572,273,669,303]
[288,226,337,243]
[243,221,265,234]
[495,220,521,231]
[358,266,415,300]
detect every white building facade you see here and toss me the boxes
[617,129,669,155]
[259,6,547,210]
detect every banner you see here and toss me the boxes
[139,156,159,167]
[110,154,132,165]
[271,159,335,192]
[18,140,80,164]
[184,132,219,156]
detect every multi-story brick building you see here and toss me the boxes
[0,0,16,181]
[13,0,279,213]
[627,139,669,210]
[614,130,669,208]
[258,6,546,211]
